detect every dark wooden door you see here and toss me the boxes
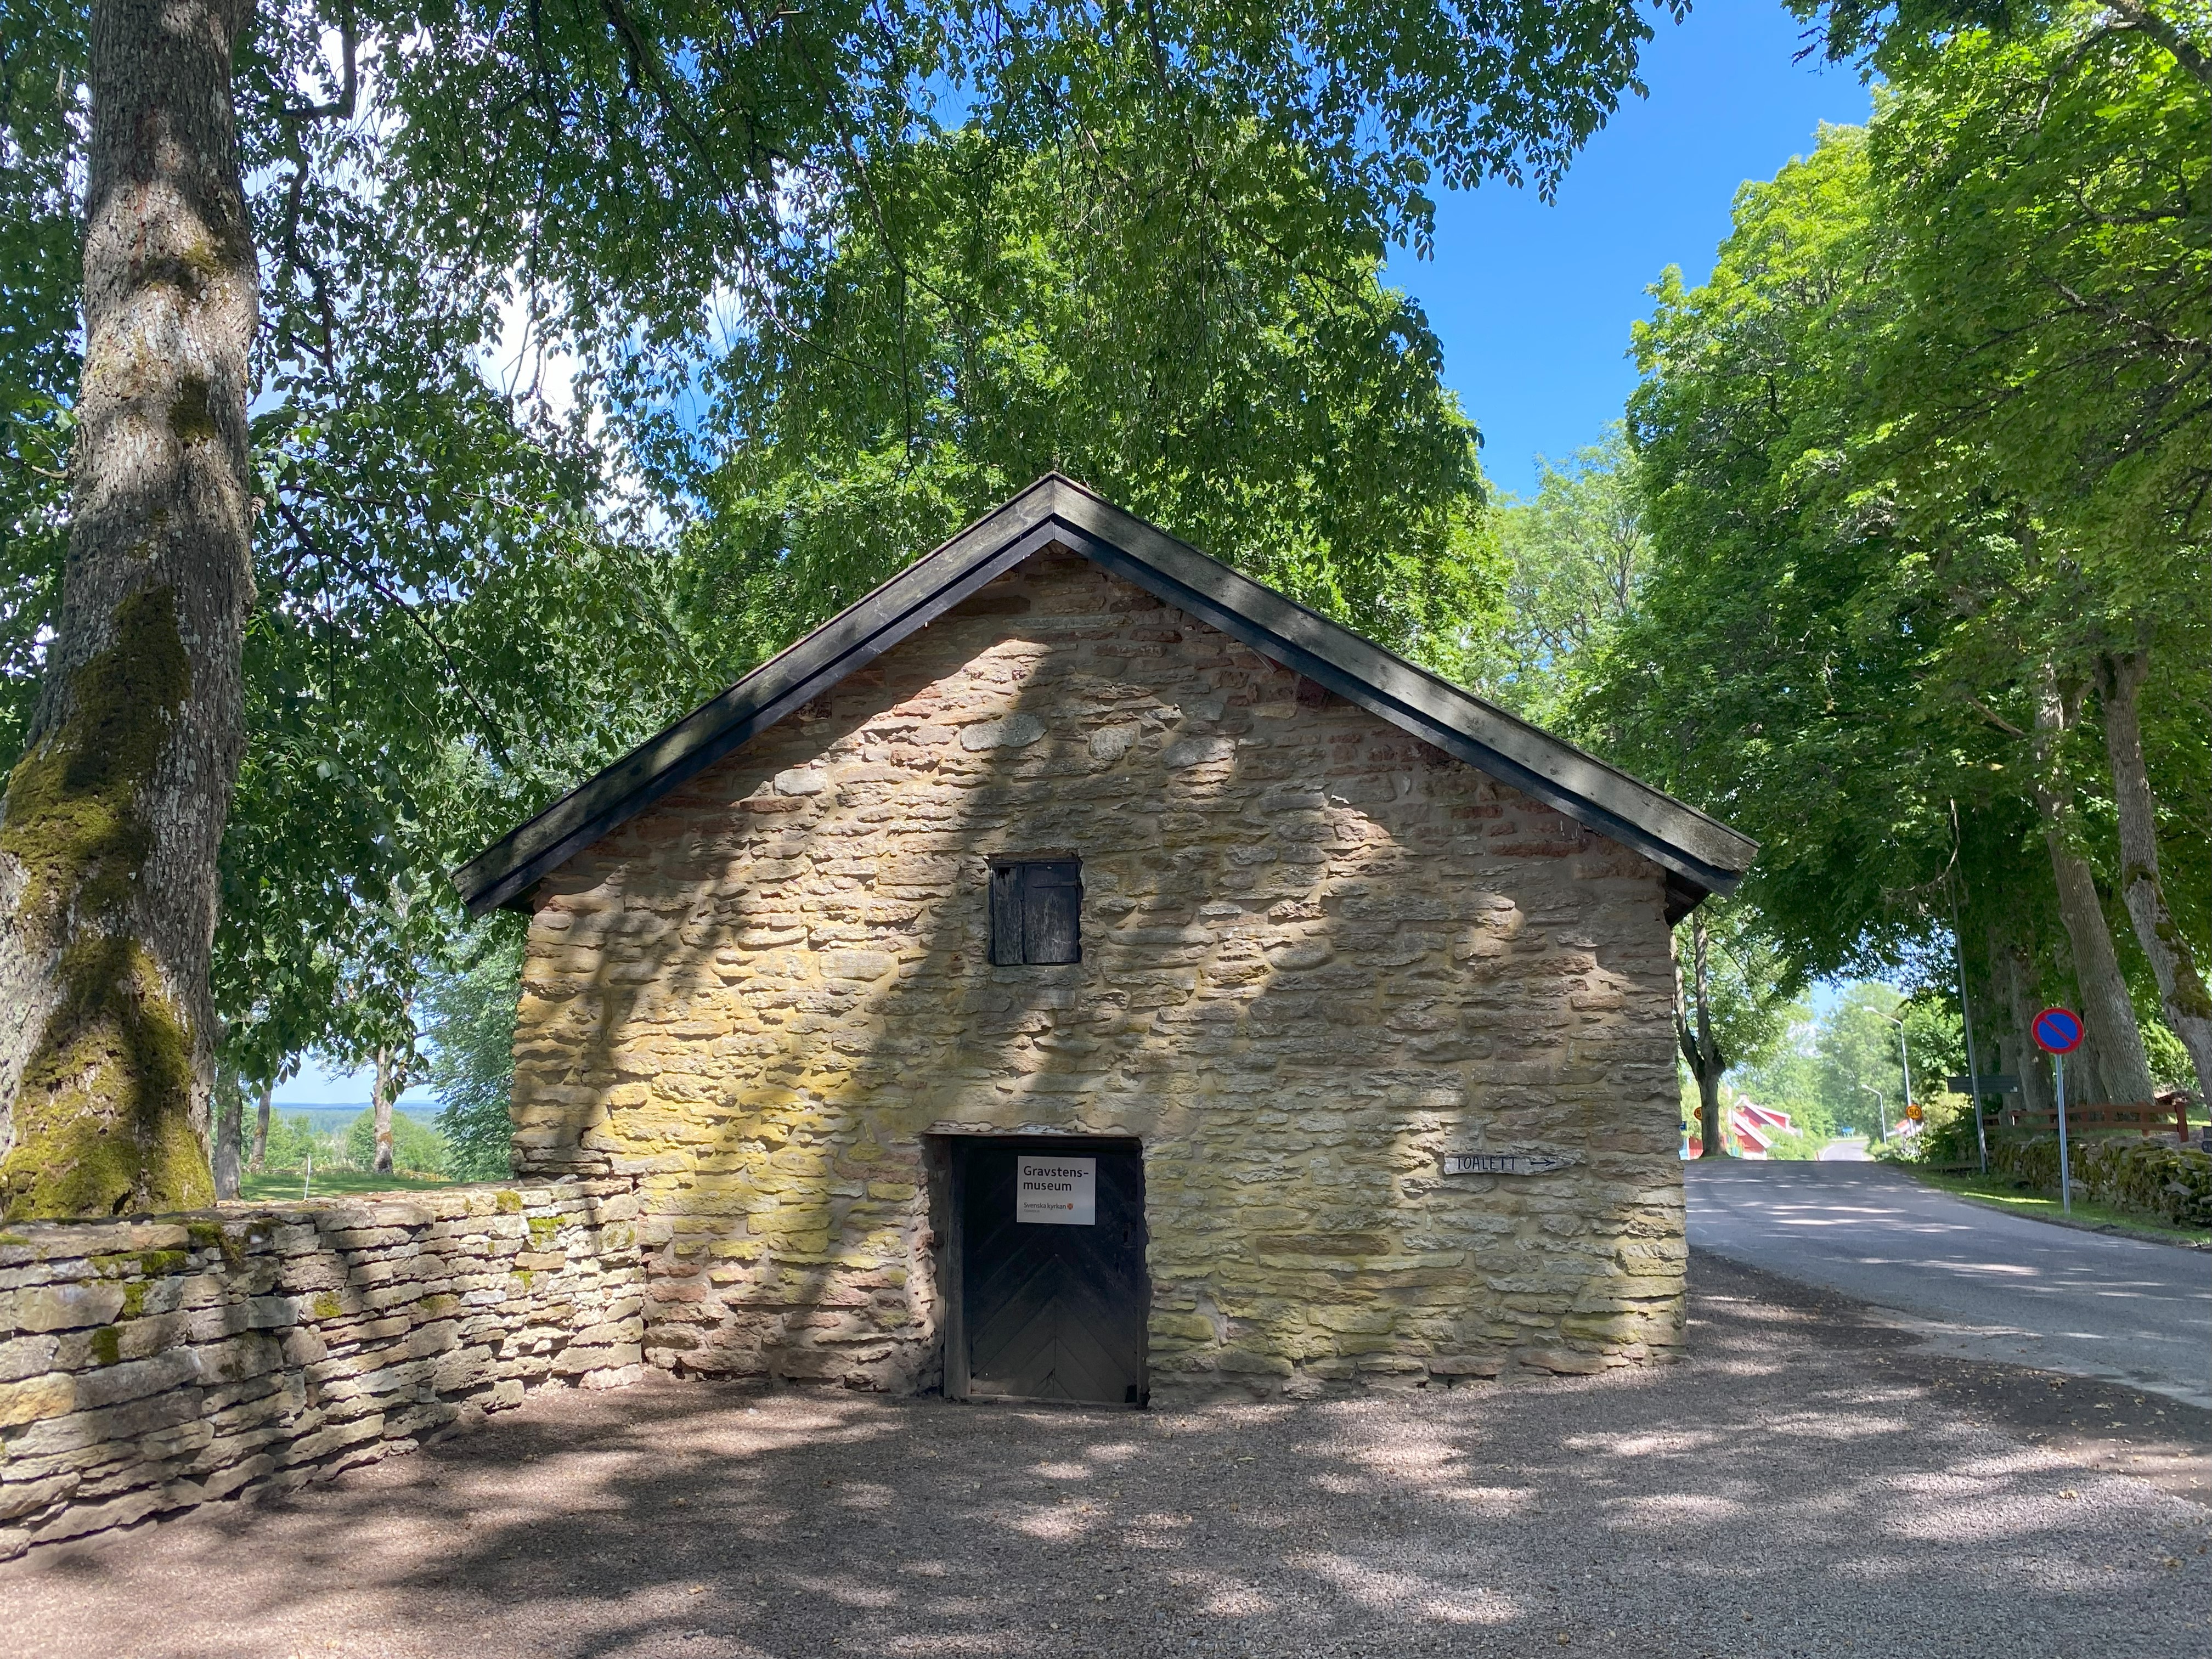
[959,1141,1148,1406]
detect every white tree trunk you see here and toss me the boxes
[373,1046,397,1176]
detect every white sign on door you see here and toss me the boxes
[1017,1155,1096,1226]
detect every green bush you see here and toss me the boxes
[343,1110,450,1177]
[1763,1127,1830,1161]
[1899,1092,1980,1166]
[257,1113,343,1174]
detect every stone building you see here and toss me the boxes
[454,476,1754,1403]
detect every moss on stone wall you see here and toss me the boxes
[1993,1135,2212,1227]
[0,1179,647,1560]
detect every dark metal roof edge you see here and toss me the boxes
[1030,487,1754,873]
[1663,871,1712,927]
[454,472,1755,914]
[1051,521,1746,896]
[452,483,1068,914]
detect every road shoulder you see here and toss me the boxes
[1694,1249,2212,1506]
[1897,1165,2212,1252]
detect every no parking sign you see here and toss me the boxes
[2033,1006,2084,1055]
[2033,1006,2084,1214]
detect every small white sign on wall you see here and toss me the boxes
[1017,1156,1097,1225]
[1440,1152,1576,1177]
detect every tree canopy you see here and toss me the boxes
[678,121,1493,682]
[1,0,1694,1209]
[1585,5,2209,1111]
[1482,425,1647,728]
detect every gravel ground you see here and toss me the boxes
[8,1255,2211,1659]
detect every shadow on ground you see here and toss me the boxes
[8,1257,2210,1659]
[1700,1253,2212,1504]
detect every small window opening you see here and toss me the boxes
[990,859,1082,966]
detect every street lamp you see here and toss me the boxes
[1881,1010,1916,1125]
[1860,1084,1888,1142]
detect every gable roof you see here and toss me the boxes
[452,475,1756,919]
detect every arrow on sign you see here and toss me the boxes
[1441,1152,1577,1177]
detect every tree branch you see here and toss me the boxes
[280,18,359,123]
[2104,0,2212,90]
[1966,696,2029,738]
[270,494,513,761]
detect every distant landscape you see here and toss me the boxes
[238,1106,463,1200]
[268,1106,442,1136]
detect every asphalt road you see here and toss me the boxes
[1688,1158,2212,1409]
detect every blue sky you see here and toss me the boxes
[284,1058,432,1107]
[1387,0,1871,496]
[289,3,1870,1109]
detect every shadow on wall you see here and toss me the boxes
[510,550,1681,1397]
[3,1274,2197,1658]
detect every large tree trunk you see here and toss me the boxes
[1675,916,1726,1156]
[0,0,257,1220]
[2068,1044,2112,1114]
[1691,1054,1724,1156]
[247,1080,272,1173]
[2100,650,2212,1105]
[2033,668,2155,1107]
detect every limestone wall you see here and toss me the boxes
[512,549,1687,1398]
[0,1179,641,1560]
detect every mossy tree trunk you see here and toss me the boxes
[2032,665,2155,1108]
[0,0,257,1219]
[2099,649,2212,1107]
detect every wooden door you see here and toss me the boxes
[957,1140,1148,1406]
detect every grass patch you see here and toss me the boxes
[238,1171,454,1202]
[1907,1168,2212,1248]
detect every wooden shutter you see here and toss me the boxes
[1022,861,1082,965]
[989,864,1025,965]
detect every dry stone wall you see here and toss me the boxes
[0,1179,641,1560]
[1990,1135,2212,1227]
[512,548,1688,1398]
